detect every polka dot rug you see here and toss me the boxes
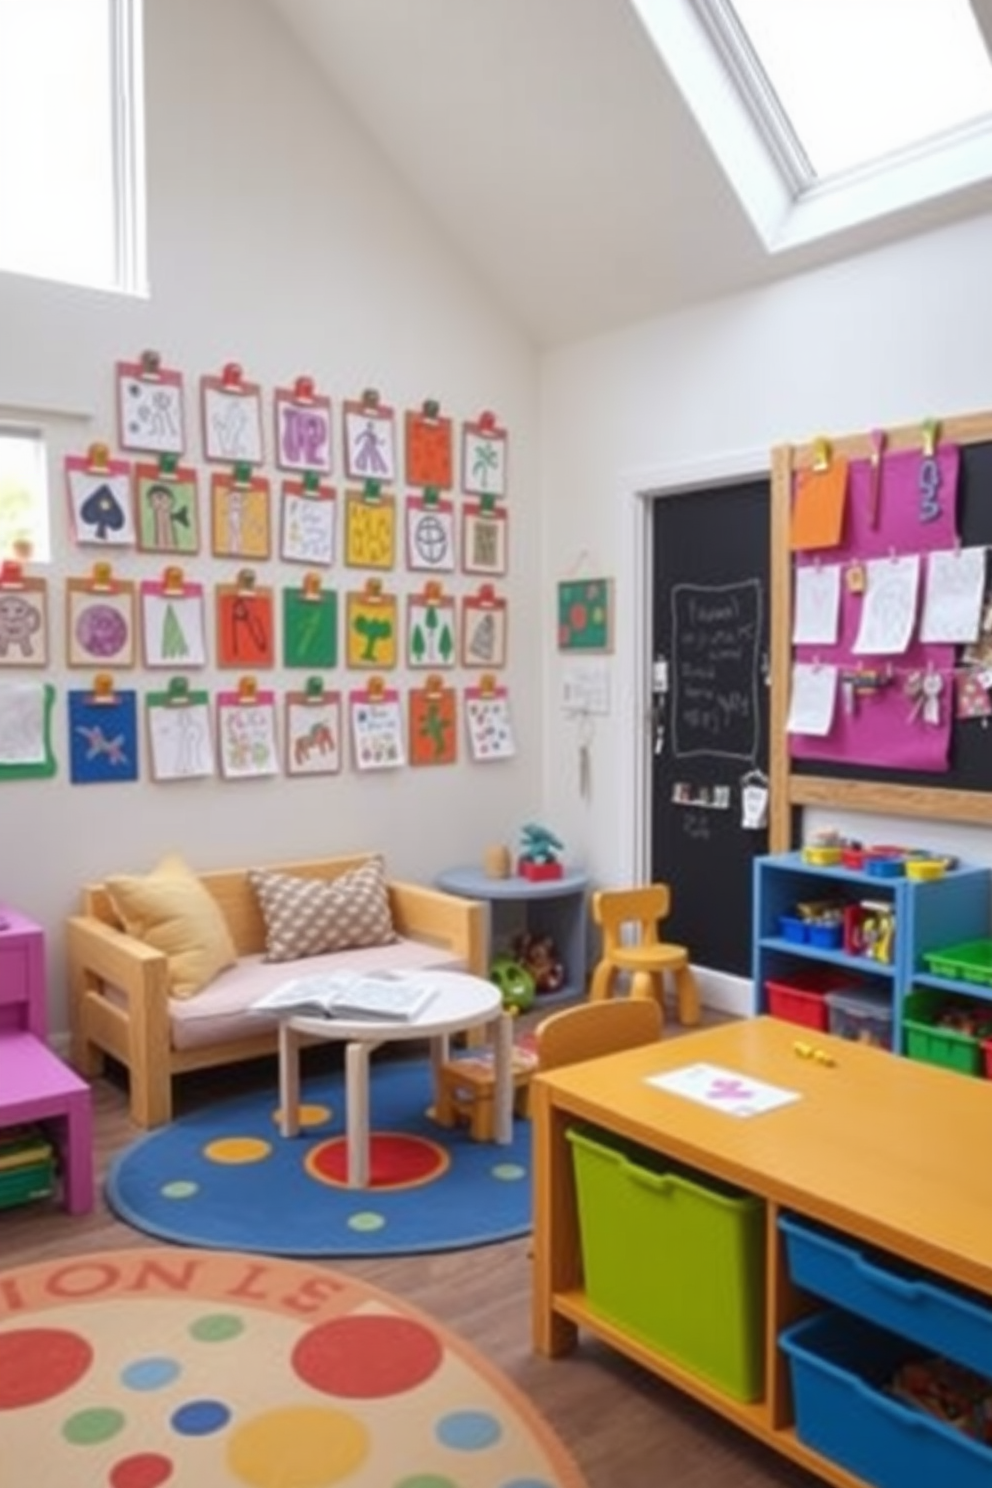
[106,1058,531,1256]
[0,1247,587,1488]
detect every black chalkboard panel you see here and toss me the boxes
[651,481,770,977]
[791,438,992,793]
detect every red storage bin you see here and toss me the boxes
[765,970,852,1031]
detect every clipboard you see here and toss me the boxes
[116,349,186,456]
[66,562,136,669]
[273,375,333,474]
[0,562,48,668]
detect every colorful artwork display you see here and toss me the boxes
[343,396,396,483]
[344,490,395,569]
[407,587,455,669]
[346,586,397,669]
[462,413,507,498]
[461,587,507,668]
[462,500,507,576]
[0,576,48,667]
[349,684,405,770]
[464,683,515,761]
[0,680,56,778]
[405,402,452,490]
[409,680,457,765]
[273,379,333,474]
[68,685,138,784]
[406,495,455,572]
[210,470,271,560]
[216,579,274,669]
[285,685,342,776]
[200,367,264,465]
[282,584,337,669]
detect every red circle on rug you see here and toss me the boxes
[308,1132,448,1189]
[0,1328,93,1407]
[110,1453,174,1488]
[293,1314,443,1398]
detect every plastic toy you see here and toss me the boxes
[518,822,565,881]
[489,953,536,1014]
[512,931,565,995]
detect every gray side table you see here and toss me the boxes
[435,865,590,1004]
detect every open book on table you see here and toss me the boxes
[249,970,438,1022]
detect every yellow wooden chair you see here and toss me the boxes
[589,884,700,1027]
[534,996,663,1070]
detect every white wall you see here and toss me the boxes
[0,0,542,1033]
[540,212,992,997]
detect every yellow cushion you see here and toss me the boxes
[105,854,237,998]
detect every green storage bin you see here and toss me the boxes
[567,1125,766,1401]
[903,989,989,1076]
[0,1126,55,1210]
[921,939,992,986]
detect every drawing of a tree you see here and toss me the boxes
[355,613,392,661]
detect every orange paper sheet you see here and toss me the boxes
[790,459,848,551]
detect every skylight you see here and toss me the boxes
[630,0,992,253]
[730,0,992,180]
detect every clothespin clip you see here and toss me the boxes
[302,470,321,494]
[86,441,111,474]
[91,672,116,706]
[232,461,253,489]
[301,571,322,601]
[421,397,441,421]
[304,675,325,704]
[162,565,185,595]
[479,672,497,698]
[423,579,444,603]
[221,361,245,391]
[424,672,445,698]
[362,479,382,503]
[479,493,498,515]
[237,675,258,705]
[158,453,179,478]
[0,560,24,588]
[422,485,441,508]
[367,675,386,702]
[363,577,384,603]
[812,437,831,472]
[139,348,162,380]
[292,375,315,403]
[477,409,498,433]
[236,567,256,593]
[477,583,497,607]
[921,418,939,458]
[359,387,380,411]
[90,561,114,591]
[165,676,191,706]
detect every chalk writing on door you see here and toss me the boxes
[671,579,762,761]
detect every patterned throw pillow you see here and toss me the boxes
[249,858,397,963]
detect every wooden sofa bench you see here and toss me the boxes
[67,853,485,1128]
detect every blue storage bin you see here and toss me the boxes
[780,1214,992,1376]
[780,1310,992,1488]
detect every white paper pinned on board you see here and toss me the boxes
[786,662,838,736]
[561,660,611,715]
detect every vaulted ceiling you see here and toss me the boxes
[267,0,992,348]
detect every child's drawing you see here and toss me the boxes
[146,691,214,780]
[461,594,507,667]
[349,691,405,770]
[65,459,136,546]
[116,362,186,455]
[0,680,56,777]
[346,591,397,669]
[285,694,342,776]
[345,491,395,569]
[0,581,47,667]
[217,694,278,779]
[274,389,333,473]
[465,691,515,761]
[406,496,455,572]
[343,402,396,483]
[210,472,270,560]
[283,588,337,669]
[135,465,199,554]
[462,502,508,576]
[462,419,507,498]
[141,582,207,668]
[280,480,336,565]
[405,407,452,490]
[68,689,138,784]
[409,685,457,766]
[67,583,135,668]
[201,380,264,464]
[216,587,274,668]
[407,594,455,668]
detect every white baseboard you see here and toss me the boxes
[695,968,754,1019]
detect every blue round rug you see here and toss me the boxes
[106,1058,532,1256]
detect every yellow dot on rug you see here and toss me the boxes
[227,1405,368,1487]
[272,1103,332,1129]
[204,1137,271,1165]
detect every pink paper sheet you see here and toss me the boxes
[790,444,959,772]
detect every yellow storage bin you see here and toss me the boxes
[567,1125,766,1401]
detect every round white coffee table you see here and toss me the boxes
[277,968,512,1188]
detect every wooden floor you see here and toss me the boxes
[2,1009,824,1488]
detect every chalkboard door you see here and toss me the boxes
[650,480,770,976]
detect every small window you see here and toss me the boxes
[0,430,50,565]
[0,0,146,293]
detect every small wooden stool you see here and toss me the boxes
[433,1040,537,1142]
